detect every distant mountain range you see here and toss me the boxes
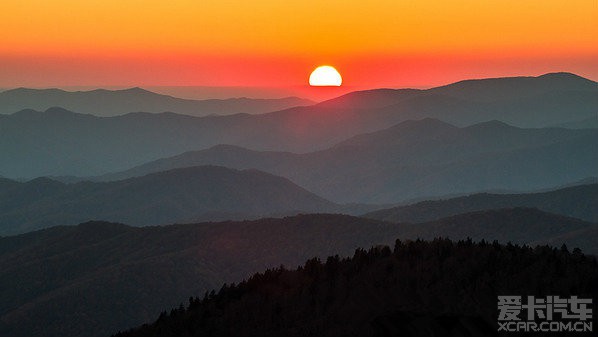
[389,208,596,252]
[0,72,596,179]
[341,72,597,128]
[3,164,594,236]
[0,166,336,236]
[2,72,596,337]
[0,87,313,117]
[554,116,598,129]
[97,119,598,203]
[1,210,595,337]
[364,183,598,223]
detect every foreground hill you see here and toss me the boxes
[0,87,312,117]
[0,215,404,337]
[1,73,596,179]
[115,239,598,337]
[364,183,598,223]
[0,166,335,235]
[101,119,598,203]
[0,210,596,337]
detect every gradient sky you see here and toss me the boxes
[1,0,597,93]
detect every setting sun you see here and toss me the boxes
[309,66,342,86]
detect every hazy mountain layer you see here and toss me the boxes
[1,73,596,179]
[0,87,313,117]
[100,119,598,203]
[0,166,335,235]
[389,208,596,253]
[363,183,598,223]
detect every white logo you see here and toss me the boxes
[497,296,593,332]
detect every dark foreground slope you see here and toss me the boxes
[115,239,598,337]
[0,215,399,337]
[364,183,598,223]
[0,166,335,235]
[1,210,596,337]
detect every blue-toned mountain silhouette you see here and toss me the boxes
[0,166,335,235]
[0,87,313,117]
[1,73,595,179]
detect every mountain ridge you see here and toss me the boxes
[0,87,314,117]
[1,72,596,179]
[1,209,596,337]
[363,183,598,223]
[92,118,598,203]
[0,166,337,235]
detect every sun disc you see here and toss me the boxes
[309,66,342,86]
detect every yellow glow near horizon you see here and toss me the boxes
[0,0,596,87]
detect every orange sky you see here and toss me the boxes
[1,0,597,93]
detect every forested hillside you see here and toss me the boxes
[115,239,598,337]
